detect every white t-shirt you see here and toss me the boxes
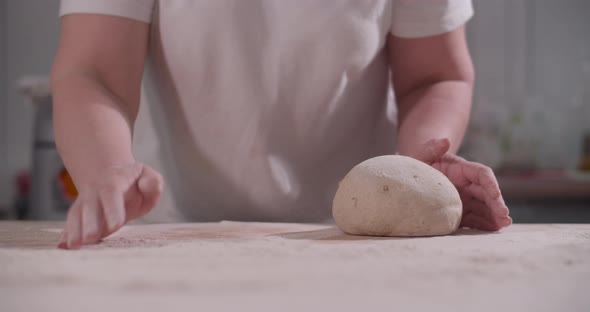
[60,0,473,222]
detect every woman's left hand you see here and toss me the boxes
[408,138,512,231]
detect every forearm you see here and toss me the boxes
[52,72,137,190]
[396,80,472,156]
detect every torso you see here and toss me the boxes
[143,0,397,222]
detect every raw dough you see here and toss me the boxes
[332,155,462,236]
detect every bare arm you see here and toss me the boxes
[389,26,474,157]
[388,27,511,231]
[51,14,148,189]
[52,15,162,249]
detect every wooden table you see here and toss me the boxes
[1,222,589,312]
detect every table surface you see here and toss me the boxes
[1,221,589,312]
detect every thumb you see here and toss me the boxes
[126,165,164,221]
[136,165,164,215]
[414,138,451,164]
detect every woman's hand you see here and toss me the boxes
[58,163,163,249]
[408,138,512,231]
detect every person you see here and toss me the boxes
[51,0,511,249]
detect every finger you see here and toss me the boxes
[414,138,451,164]
[463,184,509,218]
[463,183,486,202]
[461,212,503,231]
[137,166,164,213]
[461,197,510,229]
[99,186,126,237]
[464,194,509,221]
[461,162,501,199]
[461,196,494,221]
[58,200,79,248]
[65,203,82,249]
[58,231,68,249]
[487,193,510,218]
[503,215,513,227]
[494,195,510,218]
[489,215,513,228]
[81,197,104,245]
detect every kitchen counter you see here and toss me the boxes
[1,221,589,312]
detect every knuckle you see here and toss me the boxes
[118,163,143,183]
[478,165,494,177]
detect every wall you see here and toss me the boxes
[0,0,7,207]
[0,0,61,208]
[0,0,589,211]
[464,0,590,170]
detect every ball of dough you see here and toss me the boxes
[332,155,462,236]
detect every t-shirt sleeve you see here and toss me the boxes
[391,0,473,38]
[59,0,155,23]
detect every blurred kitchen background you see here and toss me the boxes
[0,0,589,222]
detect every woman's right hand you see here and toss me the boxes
[58,163,163,249]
